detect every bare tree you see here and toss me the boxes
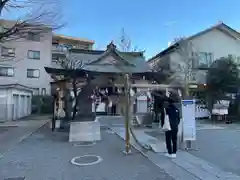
[169,36,187,46]
[175,40,197,98]
[0,0,63,42]
[156,39,197,99]
[115,28,139,52]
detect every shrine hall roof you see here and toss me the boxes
[47,42,150,74]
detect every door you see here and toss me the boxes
[20,95,24,118]
[0,95,7,122]
[27,96,31,115]
[24,96,28,117]
[13,94,19,120]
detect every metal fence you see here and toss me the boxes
[0,104,14,122]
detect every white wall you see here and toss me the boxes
[191,29,240,60]
[0,88,32,121]
[169,28,240,84]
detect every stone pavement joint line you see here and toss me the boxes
[110,126,240,180]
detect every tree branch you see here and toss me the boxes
[0,0,64,42]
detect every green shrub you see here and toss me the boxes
[32,95,53,114]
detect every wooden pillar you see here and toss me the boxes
[124,74,131,154]
[57,81,66,118]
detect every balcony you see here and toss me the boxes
[52,44,68,55]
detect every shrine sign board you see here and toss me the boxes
[181,100,196,141]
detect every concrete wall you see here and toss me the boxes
[0,88,32,121]
[191,29,240,60]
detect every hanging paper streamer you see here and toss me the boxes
[147,89,151,99]
[130,88,135,97]
[166,88,170,97]
[178,89,182,97]
[117,87,121,93]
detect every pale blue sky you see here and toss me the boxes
[4,0,240,59]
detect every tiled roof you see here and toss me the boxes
[48,42,150,74]
[53,34,94,44]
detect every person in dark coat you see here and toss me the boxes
[162,98,180,158]
[151,90,166,124]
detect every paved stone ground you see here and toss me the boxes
[143,119,240,177]
[0,124,174,180]
[111,125,240,180]
[190,128,240,176]
[0,117,49,156]
[100,116,240,179]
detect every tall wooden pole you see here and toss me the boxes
[58,82,65,118]
[124,74,131,154]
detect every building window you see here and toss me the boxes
[27,32,40,42]
[0,25,4,33]
[0,67,14,77]
[2,47,15,57]
[195,52,213,68]
[41,88,46,95]
[32,88,39,95]
[27,69,40,78]
[27,50,40,60]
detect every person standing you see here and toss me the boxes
[110,92,118,116]
[151,90,166,126]
[162,98,180,158]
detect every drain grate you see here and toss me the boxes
[0,128,8,134]
[0,126,16,134]
[74,141,96,147]
[4,177,25,180]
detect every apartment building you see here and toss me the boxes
[0,19,53,95]
[51,34,94,65]
[0,19,94,95]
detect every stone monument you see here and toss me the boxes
[69,83,101,142]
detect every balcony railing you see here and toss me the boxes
[52,44,68,54]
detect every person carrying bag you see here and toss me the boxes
[161,98,180,158]
[162,108,171,131]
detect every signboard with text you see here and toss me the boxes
[182,100,196,141]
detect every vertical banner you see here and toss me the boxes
[181,100,196,141]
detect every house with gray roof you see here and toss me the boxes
[147,22,240,97]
